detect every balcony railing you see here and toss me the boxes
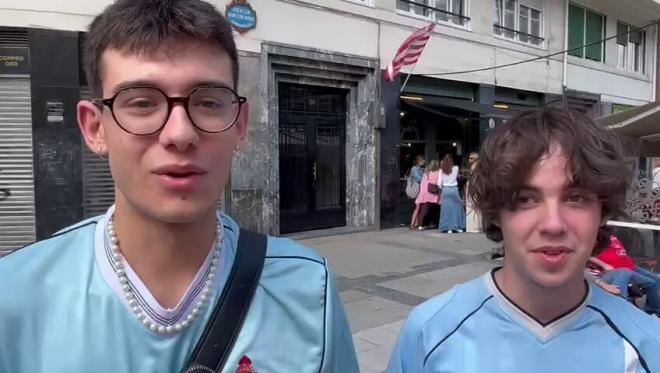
[398,0,471,23]
[493,24,544,44]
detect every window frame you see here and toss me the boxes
[493,0,545,47]
[568,3,606,63]
[396,0,470,28]
[616,21,646,73]
[343,0,374,6]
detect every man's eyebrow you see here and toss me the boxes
[109,79,159,96]
[109,80,234,96]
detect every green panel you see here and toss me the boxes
[585,10,603,61]
[568,4,585,57]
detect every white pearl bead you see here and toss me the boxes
[132,306,140,314]
[115,261,124,269]
[192,308,200,316]
[119,277,128,285]
[126,292,135,300]
[111,244,119,252]
[165,325,173,333]
[211,257,219,265]
[113,253,121,261]
[128,299,138,307]
[197,300,205,308]
[158,326,165,334]
[200,294,208,302]
[205,279,213,287]
[137,313,145,321]
[110,236,118,244]
[117,269,126,277]
[175,324,182,332]
[149,323,157,332]
[208,273,215,280]
[122,284,131,293]
[143,318,151,327]
[182,320,189,329]
[187,314,194,322]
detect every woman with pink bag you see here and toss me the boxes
[413,160,441,231]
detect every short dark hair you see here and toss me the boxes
[469,105,629,253]
[84,0,239,97]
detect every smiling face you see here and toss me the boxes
[497,144,604,290]
[77,40,248,224]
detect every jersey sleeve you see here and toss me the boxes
[321,264,359,373]
[388,286,460,373]
[387,312,425,373]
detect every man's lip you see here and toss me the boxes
[152,164,207,176]
[531,246,573,253]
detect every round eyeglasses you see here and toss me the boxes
[93,86,247,136]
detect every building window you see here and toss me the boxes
[616,22,645,73]
[568,3,605,62]
[494,0,543,46]
[344,0,374,5]
[397,0,469,27]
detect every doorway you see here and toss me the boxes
[278,83,347,234]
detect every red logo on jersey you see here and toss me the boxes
[236,355,257,373]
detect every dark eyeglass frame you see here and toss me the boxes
[92,85,247,136]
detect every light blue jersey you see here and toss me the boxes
[389,269,660,373]
[0,209,358,372]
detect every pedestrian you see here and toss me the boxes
[0,1,358,372]
[589,235,660,316]
[408,155,425,229]
[388,106,660,373]
[465,151,482,233]
[438,154,465,233]
[414,160,441,230]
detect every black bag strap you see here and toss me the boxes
[184,228,267,373]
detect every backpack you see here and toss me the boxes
[405,172,420,199]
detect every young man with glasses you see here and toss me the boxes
[0,1,358,372]
[389,107,660,373]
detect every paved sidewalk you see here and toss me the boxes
[297,228,500,373]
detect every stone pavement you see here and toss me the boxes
[297,228,500,373]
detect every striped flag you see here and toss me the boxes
[385,22,436,82]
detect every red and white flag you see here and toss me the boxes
[385,22,436,82]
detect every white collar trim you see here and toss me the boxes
[484,270,590,343]
[94,205,229,325]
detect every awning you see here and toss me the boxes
[596,100,660,157]
[400,95,520,119]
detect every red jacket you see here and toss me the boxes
[597,235,636,270]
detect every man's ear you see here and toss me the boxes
[77,100,107,156]
[600,213,610,227]
[234,101,249,146]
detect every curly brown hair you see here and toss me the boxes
[468,106,630,254]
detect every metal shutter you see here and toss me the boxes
[0,78,36,255]
[80,87,115,218]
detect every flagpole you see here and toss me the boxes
[399,66,416,94]
[399,24,433,94]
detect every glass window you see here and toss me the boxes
[451,0,465,25]
[615,22,646,73]
[530,8,541,45]
[568,4,604,62]
[617,44,627,69]
[504,0,516,39]
[494,0,503,35]
[494,0,542,45]
[519,5,530,43]
[397,0,468,26]
[436,0,449,22]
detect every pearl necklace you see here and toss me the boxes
[107,218,221,334]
